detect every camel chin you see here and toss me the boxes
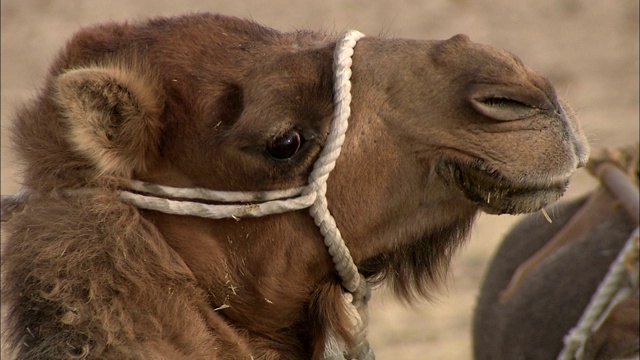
[437,160,570,215]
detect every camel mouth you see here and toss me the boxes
[436,160,569,215]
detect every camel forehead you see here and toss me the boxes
[62,15,528,91]
[146,15,328,61]
[59,14,327,83]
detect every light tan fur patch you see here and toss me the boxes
[54,60,164,177]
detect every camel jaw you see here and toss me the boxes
[437,160,569,215]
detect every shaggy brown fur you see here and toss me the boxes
[2,13,588,359]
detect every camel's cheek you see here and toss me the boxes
[324,107,472,261]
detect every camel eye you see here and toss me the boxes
[267,130,303,160]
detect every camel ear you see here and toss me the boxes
[55,65,164,177]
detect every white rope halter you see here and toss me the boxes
[119,30,372,359]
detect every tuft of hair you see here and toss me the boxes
[307,279,355,358]
[360,217,474,303]
[54,59,164,178]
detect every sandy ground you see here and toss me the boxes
[1,1,638,359]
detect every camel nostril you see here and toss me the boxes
[470,96,541,121]
[480,97,530,109]
[467,83,553,122]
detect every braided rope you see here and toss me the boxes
[118,30,371,359]
[557,227,639,360]
[119,187,317,218]
[128,180,305,202]
[307,30,365,295]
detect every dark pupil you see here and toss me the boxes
[268,131,302,159]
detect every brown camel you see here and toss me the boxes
[1,13,588,359]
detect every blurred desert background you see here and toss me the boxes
[1,1,638,359]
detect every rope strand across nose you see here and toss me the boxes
[118,30,372,360]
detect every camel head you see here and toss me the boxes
[353,34,588,216]
[4,13,589,359]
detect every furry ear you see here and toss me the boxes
[55,64,164,177]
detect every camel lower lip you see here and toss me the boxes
[437,161,569,214]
